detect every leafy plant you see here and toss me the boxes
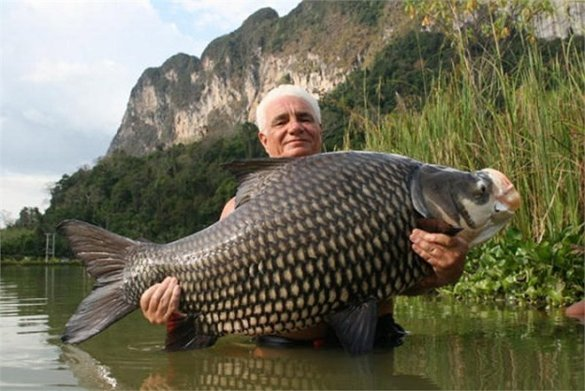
[442,225,584,307]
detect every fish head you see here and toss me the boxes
[411,165,521,247]
[464,168,521,245]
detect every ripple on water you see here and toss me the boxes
[0,278,81,389]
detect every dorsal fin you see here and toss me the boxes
[223,157,295,208]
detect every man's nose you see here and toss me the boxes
[287,117,304,133]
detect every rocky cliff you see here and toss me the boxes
[107,1,410,156]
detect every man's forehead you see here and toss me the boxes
[267,95,315,115]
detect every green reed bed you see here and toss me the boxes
[365,37,584,306]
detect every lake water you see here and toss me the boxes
[1,265,583,390]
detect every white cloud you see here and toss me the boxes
[23,59,122,83]
[155,0,299,38]
[2,0,201,138]
[172,0,297,15]
[20,107,57,127]
[0,173,58,228]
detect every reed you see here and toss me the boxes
[365,36,584,243]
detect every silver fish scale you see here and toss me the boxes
[123,152,432,336]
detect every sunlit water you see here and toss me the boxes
[1,265,583,390]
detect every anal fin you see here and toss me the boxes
[327,298,378,355]
[165,314,218,352]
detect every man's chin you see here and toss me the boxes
[282,146,314,157]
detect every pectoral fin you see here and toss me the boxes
[165,314,218,352]
[327,299,378,355]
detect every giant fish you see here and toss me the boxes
[58,151,521,354]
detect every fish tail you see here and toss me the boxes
[57,219,140,344]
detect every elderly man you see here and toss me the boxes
[140,84,469,348]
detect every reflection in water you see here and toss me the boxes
[61,339,440,390]
[1,265,583,390]
[0,267,81,390]
[58,309,585,390]
[60,345,118,390]
[394,299,585,390]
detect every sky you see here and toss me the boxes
[0,0,301,227]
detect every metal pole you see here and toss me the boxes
[45,233,50,263]
[52,233,55,258]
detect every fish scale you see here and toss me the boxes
[58,150,520,354]
[123,152,429,337]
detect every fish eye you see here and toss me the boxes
[474,183,487,199]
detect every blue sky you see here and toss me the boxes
[0,0,301,227]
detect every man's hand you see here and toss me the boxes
[406,228,469,294]
[139,277,183,324]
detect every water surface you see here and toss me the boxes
[1,265,583,390]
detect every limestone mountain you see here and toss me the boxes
[107,1,412,156]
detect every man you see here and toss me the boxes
[139,84,469,347]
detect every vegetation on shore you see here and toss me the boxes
[1,1,582,307]
[363,0,584,306]
[0,257,80,266]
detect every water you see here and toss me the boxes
[1,265,583,390]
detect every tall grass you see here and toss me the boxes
[365,36,584,244]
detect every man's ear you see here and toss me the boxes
[258,131,268,149]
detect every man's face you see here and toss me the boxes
[258,96,322,158]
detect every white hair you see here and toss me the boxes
[255,84,321,133]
